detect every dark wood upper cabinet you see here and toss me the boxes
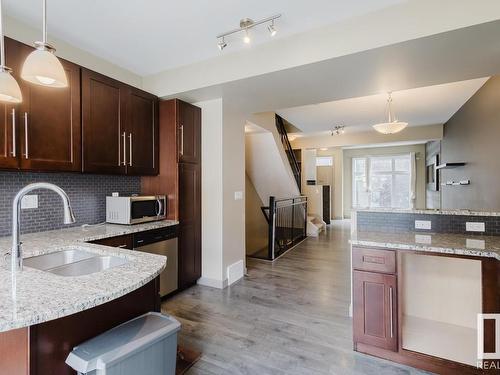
[82,69,158,175]
[353,270,397,352]
[126,87,158,175]
[82,68,127,175]
[17,43,81,172]
[177,100,201,164]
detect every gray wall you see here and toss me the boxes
[441,77,497,210]
[0,171,140,236]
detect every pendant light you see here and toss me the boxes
[373,92,408,134]
[0,0,22,103]
[21,0,67,88]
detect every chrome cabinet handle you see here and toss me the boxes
[122,132,127,166]
[10,108,16,157]
[23,112,28,159]
[117,244,127,248]
[179,125,184,156]
[389,286,394,338]
[128,133,132,166]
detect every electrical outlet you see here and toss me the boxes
[415,220,431,230]
[21,194,38,209]
[466,238,485,249]
[234,191,243,200]
[466,222,485,232]
[415,234,432,244]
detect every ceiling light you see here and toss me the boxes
[21,0,67,88]
[0,0,22,103]
[216,14,281,50]
[320,148,328,151]
[331,125,345,136]
[217,37,227,51]
[373,92,408,134]
[268,20,277,36]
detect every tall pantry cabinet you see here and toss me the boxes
[142,99,201,290]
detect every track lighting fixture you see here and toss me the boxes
[331,126,345,136]
[21,0,68,88]
[216,14,281,50]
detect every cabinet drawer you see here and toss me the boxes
[352,247,396,274]
[90,234,133,250]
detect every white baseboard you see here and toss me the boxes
[197,277,228,289]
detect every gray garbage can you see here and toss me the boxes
[66,312,181,375]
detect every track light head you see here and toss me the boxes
[268,20,277,36]
[243,29,251,44]
[217,37,227,51]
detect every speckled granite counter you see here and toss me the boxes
[353,208,500,216]
[350,231,500,260]
[0,220,178,332]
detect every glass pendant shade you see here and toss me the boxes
[372,121,408,134]
[21,46,67,88]
[373,92,408,134]
[0,68,22,103]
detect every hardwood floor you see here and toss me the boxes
[161,221,429,374]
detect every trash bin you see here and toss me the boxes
[66,312,181,375]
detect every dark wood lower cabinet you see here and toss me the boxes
[178,163,201,289]
[0,278,160,375]
[353,270,397,351]
[89,234,133,250]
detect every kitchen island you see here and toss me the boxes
[350,227,500,374]
[0,220,177,375]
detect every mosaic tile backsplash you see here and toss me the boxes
[357,211,500,236]
[0,171,141,237]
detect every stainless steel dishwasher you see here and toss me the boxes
[134,226,178,297]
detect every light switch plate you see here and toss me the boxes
[466,222,485,232]
[234,191,243,200]
[415,220,431,230]
[21,194,38,209]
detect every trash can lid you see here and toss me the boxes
[66,312,181,373]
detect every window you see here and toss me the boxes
[316,156,333,166]
[352,154,411,209]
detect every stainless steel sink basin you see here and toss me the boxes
[24,249,128,277]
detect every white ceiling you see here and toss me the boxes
[276,78,489,135]
[4,0,403,76]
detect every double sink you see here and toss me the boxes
[23,248,128,277]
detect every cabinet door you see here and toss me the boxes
[0,38,27,170]
[18,43,81,172]
[178,163,201,288]
[126,88,158,175]
[82,69,127,174]
[353,270,397,351]
[177,100,201,164]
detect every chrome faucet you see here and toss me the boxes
[11,183,76,272]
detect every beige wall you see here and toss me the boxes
[245,174,268,255]
[343,144,427,218]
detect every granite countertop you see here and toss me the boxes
[0,220,178,333]
[352,208,500,217]
[350,231,500,260]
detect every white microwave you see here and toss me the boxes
[106,195,167,225]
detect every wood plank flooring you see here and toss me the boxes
[162,221,430,375]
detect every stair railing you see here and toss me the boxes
[275,115,301,191]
